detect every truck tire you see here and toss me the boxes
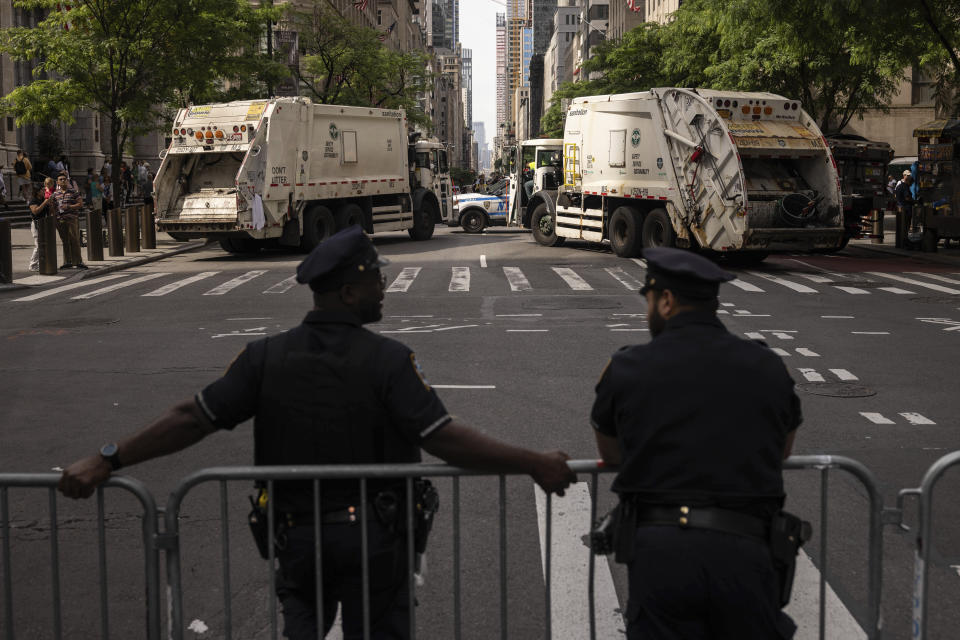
[408,199,437,240]
[301,204,336,251]
[334,203,363,230]
[609,207,642,257]
[460,209,486,234]
[531,203,563,247]
[219,236,260,254]
[641,208,675,250]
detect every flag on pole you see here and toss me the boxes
[353,0,368,10]
[377,21,397,42]
[626,0,643,12]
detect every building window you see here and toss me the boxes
[911,64,935,106]
[377,9,382,26]
[6,117,12,132]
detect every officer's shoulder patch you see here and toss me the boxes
[409,352,431,391]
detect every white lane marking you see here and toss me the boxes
[611,328,648,332]
[860,412,895,424]
[389,315,433,318]
[721,302,735,307]
[878,287,914,294]
[785,551,867,640]
[432,385,496,389]
[852,331,890,335]
[727,278,765,292]
[480,255,487,268]
[772,332,795,340]
[497,313,542,317]
[772,348,791,357]
[747,271,818,293]
[503,267,532,291]
[13,273,131,301]
[203,270,267,296]
[745,332,764,339]
[829,369,858,381]
[631,258,647,268]
[761,329,798,332]
[788,271,834,283]
[718,310,729,314]
[798,368,825,382]
[906,271,960,285]
[535,484,623,639]
[900,412,936,425]
[391,324,446,331]
[865,272,960,294]
[433,325,479,331]
[227,317,271,321]
[449,266,471,292]
[379,330,433,333]
[552,267,593,290]
[387,267,420,292]
[605,266,644,291]
[212,329,268,339]
[607,324,629,328]
[507,329,549,332]
[822,315,854,319]
[142,271,219,296]
[732,312,772,317]
[263,275,298,294]
[72,273,169,299]
[835,286,869,295]
[796,348,820,357]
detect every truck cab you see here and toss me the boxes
[412,139,453,225]
[505,138,564,227]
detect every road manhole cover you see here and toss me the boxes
[522,297,623,310]
[797,382,876,398]
[33,317,119,328]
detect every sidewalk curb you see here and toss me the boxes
[849,240,960,267]
[77,240,209,280]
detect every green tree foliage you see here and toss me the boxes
[0,0,272,189]
[285,6,432,129]
[449,166,476,188]
[911,0,960,116]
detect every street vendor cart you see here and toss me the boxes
[912,119,960,251]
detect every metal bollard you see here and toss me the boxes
[38,215,58,274]
[125,206,140,253]
[141,203,156,249]
[86,208,104,261]
[0,220,11,283]
[108,208,124,256]
[871,210,884,244]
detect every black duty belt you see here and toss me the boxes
[282,505,378,527]
[633,505,768,541]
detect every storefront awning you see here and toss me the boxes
[913,119,960,138]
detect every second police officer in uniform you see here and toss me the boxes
[591,248,803,639]
[58,225,577,640]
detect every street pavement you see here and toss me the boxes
[2,225,960,638]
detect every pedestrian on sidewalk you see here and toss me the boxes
[52,171,87,270]
[27,184,52,271]
[0,165,8,207]
[14,150,32,201]
[89,172,103,218]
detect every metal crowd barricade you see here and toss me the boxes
[0,474,161,640]
[899,450,960,640]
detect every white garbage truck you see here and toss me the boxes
[528,88,844,260]
[503,137,564,227]
[154,98,452,253]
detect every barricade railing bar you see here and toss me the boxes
[0,474,161,640]
[898,449,960,640]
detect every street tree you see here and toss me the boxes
[0,0,273,192]
[284,6,432,129]
[912,0,960,116]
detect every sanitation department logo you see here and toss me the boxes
[329,123,339,140]
[656,157,663,169]
[631,128,641,146]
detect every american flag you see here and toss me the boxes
[377,21,397,42]
[353,0,368,10]
[626,0,643,12]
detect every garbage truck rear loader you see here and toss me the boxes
[155,98,450,252]
[532,88,844,259]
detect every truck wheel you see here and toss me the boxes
[531,203,563,247]
[219,237,260,254]
[408,199,437,240]
[609,207,642,258]
[334,203,363,230]
[641,208,675,250]
[460,210,486,234]
[301,205,336,251]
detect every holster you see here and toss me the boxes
[412,479,440,554]
[769,511,813,607]
[588,500,637,564]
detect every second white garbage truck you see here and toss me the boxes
[527,88,844,260]
[154,98,452,253]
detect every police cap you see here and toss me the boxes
[296,225,390,292]
[639,247,735,299]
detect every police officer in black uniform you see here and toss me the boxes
[591,247,802,639]
[59,225,576,640]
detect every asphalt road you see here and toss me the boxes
[2,225,959,639]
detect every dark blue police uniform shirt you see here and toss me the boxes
[591,311,802,516]
[196,310,452,443]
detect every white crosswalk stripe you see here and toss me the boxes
[788,271,834,283]
[747,271,819,293]
[449,266,470,292]
[503,267,532,291]
[387,267,421,292]
[12,273,131,302]
[142,271,219,297]
[878,287,914,294]
[552,267,593,290]
[900,412,936,425]
[727,278,765,292]
[829,369,858,381]
[861,412,895,425]
[865,272,960,294]
[72,273,169,299]
[203,270,267,296]
[905,272,960,285]
[834,286,869,295]
[798,368,825,382]
[263,275,298,294]
[605,266,644,291]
